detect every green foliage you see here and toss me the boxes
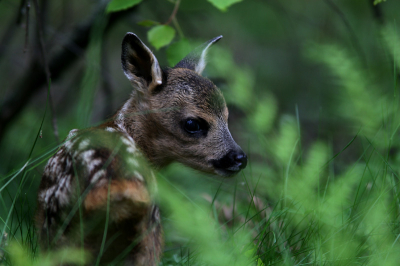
[137,19,160,27]
[382,24,400,74]
[106,0,142,13]
[374,0,387,5]
[76,13,108,128]
[306,43,393,140]
[157,175,253,266]
[166,38,191,66]
[250,94,277,134]
[148,25,176,50]
[271,116,299,165]
[207,0,244,12]
[244,245,265,266]
[7,243,89,266]
[208,47,256,110]
[2,0,400,266]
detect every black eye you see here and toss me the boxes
[184,119,200,133]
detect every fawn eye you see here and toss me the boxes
[184,119,200,133]
[181,118,209,137]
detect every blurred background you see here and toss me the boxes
[1,0,400,265]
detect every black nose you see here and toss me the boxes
[235,152,247,169]
[210,149,248,175]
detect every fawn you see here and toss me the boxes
[36,33,247,265]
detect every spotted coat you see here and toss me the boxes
[36,33,247,266]
[36,126,161,265]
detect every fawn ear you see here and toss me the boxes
[121,32,162,92]
[174,35,222,75]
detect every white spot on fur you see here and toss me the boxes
[78,139,90,150]
[79,150,95,167]
[116,121,126,133]
[80,149,95,159]
[55,175,72,207]
[133,170,144,181]
[64,129,79,151]
[117,112,124,122]
[115,99,132,132]
[128,158,139,168]
[65,139,75,151]
[121,136,133,145]
[88,158,103,173]
[40,186,56,204]
[91,169,106,184]
[67,129,78,139]
[125,135,136,146]
[127,146,136,154]
[121,137,136,153]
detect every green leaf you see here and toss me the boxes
[148,25,176,50]
[207,0,243,11]
[373,0,386,4]
[106,0,142,13]
[7,242,89,266]
[250,95,277,134]
[166,39,191,66]
[137,19,160,27]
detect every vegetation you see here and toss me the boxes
[1,0,400,265]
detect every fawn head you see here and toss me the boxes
[120,33,247,177]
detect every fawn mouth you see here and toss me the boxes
[214,168,242,177]
[212,163,244,177]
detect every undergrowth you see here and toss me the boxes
[1,22,400,266]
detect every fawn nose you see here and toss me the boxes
[234,152,247,169]
[211,149,248,174]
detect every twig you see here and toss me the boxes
[172,17,184,39]
[164,0,181,25]
[0,4,135,144]
[24,0,30,53]
[0,1,24,58]
[16,0,27,24]
[32,0,59,143]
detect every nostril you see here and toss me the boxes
[211,150,248,173]
[235,154,243,163]
[235,153,248,169]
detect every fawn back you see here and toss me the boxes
[36,33,247,265]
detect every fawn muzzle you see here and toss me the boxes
[206,123,247,177]
[210,148,247,176]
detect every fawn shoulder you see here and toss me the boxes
[36,33,247,265]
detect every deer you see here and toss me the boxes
[36,32,247,265]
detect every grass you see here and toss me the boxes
[1,22,400,266]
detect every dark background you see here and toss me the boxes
[1,0,400,262]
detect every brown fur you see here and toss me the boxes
[117,68,233,172]
[36,33,246,265]
[84,179,150,221]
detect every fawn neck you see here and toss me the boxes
[107,93,170,168]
